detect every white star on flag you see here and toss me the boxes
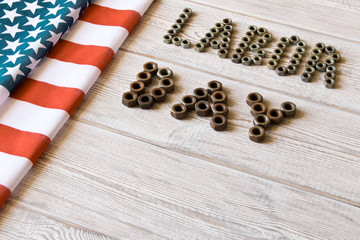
[26,56,41,70]
[2,23,24,38]
[27,26,45,39]
[2,8,22,22]
[22,1,43,14]
[47,31,62,45]
[3,39,22,52]
[46,4,64,16]
[47,14,67,28]
[42,0,58,5]
[4,50,26,65]
[66,6,81,23]
[4,63,24,82]
[25,38,47,54]
[23,15,42,28]
[0,0,22,8]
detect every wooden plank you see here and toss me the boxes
[188,0,360,42]
[0,204,114,240]
[73,50,360,206]
[5,119,360,239]
[121,0,360,113]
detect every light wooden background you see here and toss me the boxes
[1,0,360,239]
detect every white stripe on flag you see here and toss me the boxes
[0,152,33,192]
[0,98,69,140]
[61,20,129,52]
[93,0,152,15]
[0,86,10,106]
[28,57,101,93]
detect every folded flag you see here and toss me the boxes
[0,0,90,105]
[0,0,153,207]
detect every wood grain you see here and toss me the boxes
[123,0,360,113]
[2,119,360,239]
[74,51,360,205]
[1,0,360,239]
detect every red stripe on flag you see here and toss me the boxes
[0,124,50,164]
[79,4,141,32]
[46,40,114,71]
[0,185,11,207]
[11,78,85,116]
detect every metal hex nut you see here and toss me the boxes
[273,48,283,56]
[249,43,260,52]
[231,53,242,63]
[248,25,258,32]
[301,72,312,82]
[212,103,228,117]
[219,42,230,50]
[181,39,191,49]
[267,60,278,70]
[253,114,271,129]
[215,22,225,32]
[130,81,145,95]
[256,27,268,36]
[324,58,335,66]
[311,48,323,56]
[210,91,227,104]
[245,31,255,40]
[262,33,272,42]
[210,115,228,131]
[143,62,158,77]
[270,54,281,62]
[175,18,185,27]
[137,93,154,109]
[218,49,228,58]
[157,68,173,80]
[249,126,265,143]
[223,25,233,32]
[315,62,326,72]
[276,66,287,76]
[193,87,208,101]
[234,48,245,56]
[325,45,336,55]
[200,38,210,47]
[183,8,192,16]
[276,42,287,50]
[172,36,182,46]
[194,43,205,52]
[324,79,335,89]
[210,40,220,49]
[195,100,211,116]
[207,80,222,94]
[210,27,220,36]
[326,65,337,74]
[159,78,175,93]
[296,40,307,48]
[315,42,326,52]
[205,32,215,40]
[292,53,303,61]
[305,60,316,68]
[136,71,152,86]
[171,103,187,119]
[221,31,231,38]
[309,55,320,63]
[287,65,297,75]
[238,42,248,50]
[242,56,253,66]
[289,58,300,67]
[295,47,306,55]
[257,38,267,48]
[330,53,341,63]
[250,102,267,117]
[246,92,263,106]
[255,49,266,58]
[280,37,291,46]
[290,35,300,44]
[222,18,232,25]
[304,66,316,76]
[281,101,296,117]
[179,12,190,22]
[122,91,138,107]
[324,72,336,80]
[151,87,167,102]
[181,95,197,110]
[267,108,284,124]
[252,56,263,65]
[163,34,173,44]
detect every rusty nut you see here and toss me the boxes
[137,93,154,109]
[195,100,211,117]
[212,103,228,117]
[159,78,175,93]
[250,102,267,117]
[267,108,284,124]
[136,71,152,86]
[181,95,197,110]
[280,101,296,117]
[143,62,158,77]
[193,87,208,101]
[122,91,138,108]
[249,126,265,143]
[207,80,222,94]
[171,103,187,119]
[210,115,228,131]
[130,81,145,95]
[157,68,173,80]
[253,114,271,129]
[151,87,167,102]
[210,91,227,104]
[246,92,263,106]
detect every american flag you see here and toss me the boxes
[0,0,90,104]
[0,0,153,207]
